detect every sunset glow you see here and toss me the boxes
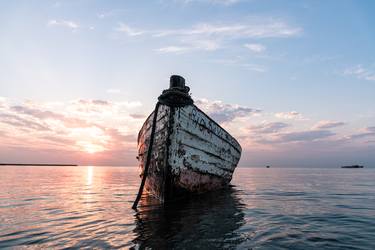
[79,141,106,154]
[0,1,374,167]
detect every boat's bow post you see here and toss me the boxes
[158,75,194,107]
[132,75,193,209]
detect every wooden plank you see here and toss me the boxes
[168,105,241,179]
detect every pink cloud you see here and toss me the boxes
[0,97,374,167]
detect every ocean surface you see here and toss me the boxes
[0,166,374,249]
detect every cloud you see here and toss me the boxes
[249,122,289,134]
[1,97,375,166]
[114,18,301,54]
[188,39,220,51]
[79,99,110,106]
[11,105,66,120]
[0,98,144,164]
[349,126,375,140]
[275,111,303,120]
[210,58,266,72]
[258,130,336,144]
[115,23,144,36]
[0,113,51,131]
[343,64,375,81]
[0,97,6,108]
[313,120,346,129]
[242,63,267,72]
[129,113,146,119]
[244,43,266,53]
[9,104,93,129]
[156,39,220,54]
[154,21,301,39]
[195,98,261,123]
[277,130,335,142]
[70,99,141,114]
[47,20,79,30]
[156,46,191,54]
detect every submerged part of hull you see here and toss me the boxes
[175,168,228,192]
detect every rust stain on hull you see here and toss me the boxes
[176,168,227,192]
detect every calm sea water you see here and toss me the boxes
[0,166,374,249]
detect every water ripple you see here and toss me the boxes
[0,166,374,249]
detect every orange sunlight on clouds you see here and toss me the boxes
[0,96,374,166]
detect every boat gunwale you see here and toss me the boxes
[186,104,242,154]
[138,103,242,154]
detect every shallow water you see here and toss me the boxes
[0,166,374,249]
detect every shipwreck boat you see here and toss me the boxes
[133,75,241,207]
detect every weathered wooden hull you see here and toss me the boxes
[137,104,241,202]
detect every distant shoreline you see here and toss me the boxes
[0,163,78,166]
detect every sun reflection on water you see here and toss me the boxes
[86,166,93,186]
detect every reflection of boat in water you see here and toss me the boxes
[131,187,246,249]
[134,75,241,205]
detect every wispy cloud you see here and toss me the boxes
[156,46,191,54]
[275,111,304,120]
[349,126,375,140]
[115,23,144,36]
[114,18,301,54]
[244,43,266,53]
[275,130,335,143]
[195,98,261,123]
[47,20,79,30]
[251,130,337,145]
[249,122,290,134]
[152,20,300,52]
[0,113,51,131]
[343,64,375,81]
[0,98,144,161]
[153,21,301,39]
[156,39,220,54]
[313,120,345,129]
[129,113,146,119]
[210,57,267,72]
[1,96,374,166]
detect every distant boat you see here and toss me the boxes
[133,75,241,206]
[266,165,270,168]
[341,165,364,169]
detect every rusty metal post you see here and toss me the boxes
[169,75,185,89]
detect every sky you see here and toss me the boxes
[0,0,375,167]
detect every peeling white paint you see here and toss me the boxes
[168,105,241,180]
[137,103,242,199]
